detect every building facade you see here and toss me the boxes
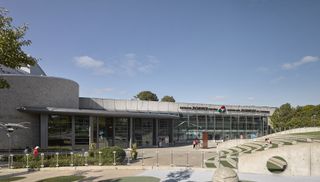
[0,68,276,150]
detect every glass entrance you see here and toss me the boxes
[134,118,154,147]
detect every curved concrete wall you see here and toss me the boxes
[0,75,79,149]
[238,143,320,176]
[217,127,320,150]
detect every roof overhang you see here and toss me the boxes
[17,106,180,119]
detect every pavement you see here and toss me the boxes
[1,167,320,182]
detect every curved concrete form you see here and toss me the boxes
[0,74,79,149]
[238,143,320,176]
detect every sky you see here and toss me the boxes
[1,0,320,107]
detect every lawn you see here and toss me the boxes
[0,177,25,182]
[37,175,85,182]
[291,131,320,139]
[99,176,160,182]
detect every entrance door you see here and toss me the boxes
[133,118,153,147]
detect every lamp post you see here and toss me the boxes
[0,122,29,158]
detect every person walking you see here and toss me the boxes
[33,146,39,158]
[192,140,196,149]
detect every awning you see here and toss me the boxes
[17,106,180,119]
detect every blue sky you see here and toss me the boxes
[2,0,320,107]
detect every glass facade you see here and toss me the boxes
[46,113,268,149]
[48,115,72,147]
[75,116,89,145]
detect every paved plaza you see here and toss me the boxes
[1,167,320,182]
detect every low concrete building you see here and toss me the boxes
[0,65,276,150]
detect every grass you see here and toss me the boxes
[220,160,235,168]
[99,176,160,182]
[266,156,287,174]
[37,175,85,182]
[205,162,216,168]
[290,131,320,139]
[0,177,25,182]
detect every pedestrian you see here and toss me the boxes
[195,138,199,149]
[192,140,196,149]
[33,146,39,158]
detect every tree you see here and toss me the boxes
[0,8,37,88]
[135,91,158,101]
[270,103,294,131]
[161,95,175,102]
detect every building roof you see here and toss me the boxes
[17,106,180,119]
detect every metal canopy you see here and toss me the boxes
[17,106,179,119]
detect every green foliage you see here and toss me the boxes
[11,146,126,168]
[0,8,37,88]
[135,91,159,101]
[130,143,138,160]
[98,146,126,165]
[161,95,176,102]
[271,103,320,130]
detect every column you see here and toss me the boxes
[89,116,94,146]
[71,116,75,148]
[129,117,133,148]
[245,116,248,138]
[40,114,48,149]
[156,119,159,146]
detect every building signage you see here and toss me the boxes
[179,106,217,111]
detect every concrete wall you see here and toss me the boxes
[217,127,320,150]
[79,97,275,116]
[238,143,320,176]
[0,75,79,150]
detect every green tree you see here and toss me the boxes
[135,91,159,101]
[161,95,175,102]
[270,103,294,131]
[0,8,37,88]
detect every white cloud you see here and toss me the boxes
[247,97,255,101]
[120,53,159,76]
[74,54,158,76]
[282,56,320,70]
[74,56,114,75]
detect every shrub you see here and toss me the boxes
[98,146,126,165]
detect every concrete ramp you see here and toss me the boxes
[238,143,320,176]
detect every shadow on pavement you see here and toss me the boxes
[163,169,192,182]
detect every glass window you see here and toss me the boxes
[75,116,89,145]
[215,115,223,130]
[114,117,128,148]
[48,115,72,147]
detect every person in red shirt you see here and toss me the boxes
[33,146,39,158]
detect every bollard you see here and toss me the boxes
[40,153,44,168]
[84,152,88,166]
[127,149,130,165]
[201,151,204,168]
[10,154,13,169]
[55,152,59,167]
[170,150,173,167]
[70,152,74,167]
[141,150,144,166]
[113,151,116,166]
[98,151,102,166]
[156,150,159,167]
[26,154,29,168]
[186,152,189,167]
